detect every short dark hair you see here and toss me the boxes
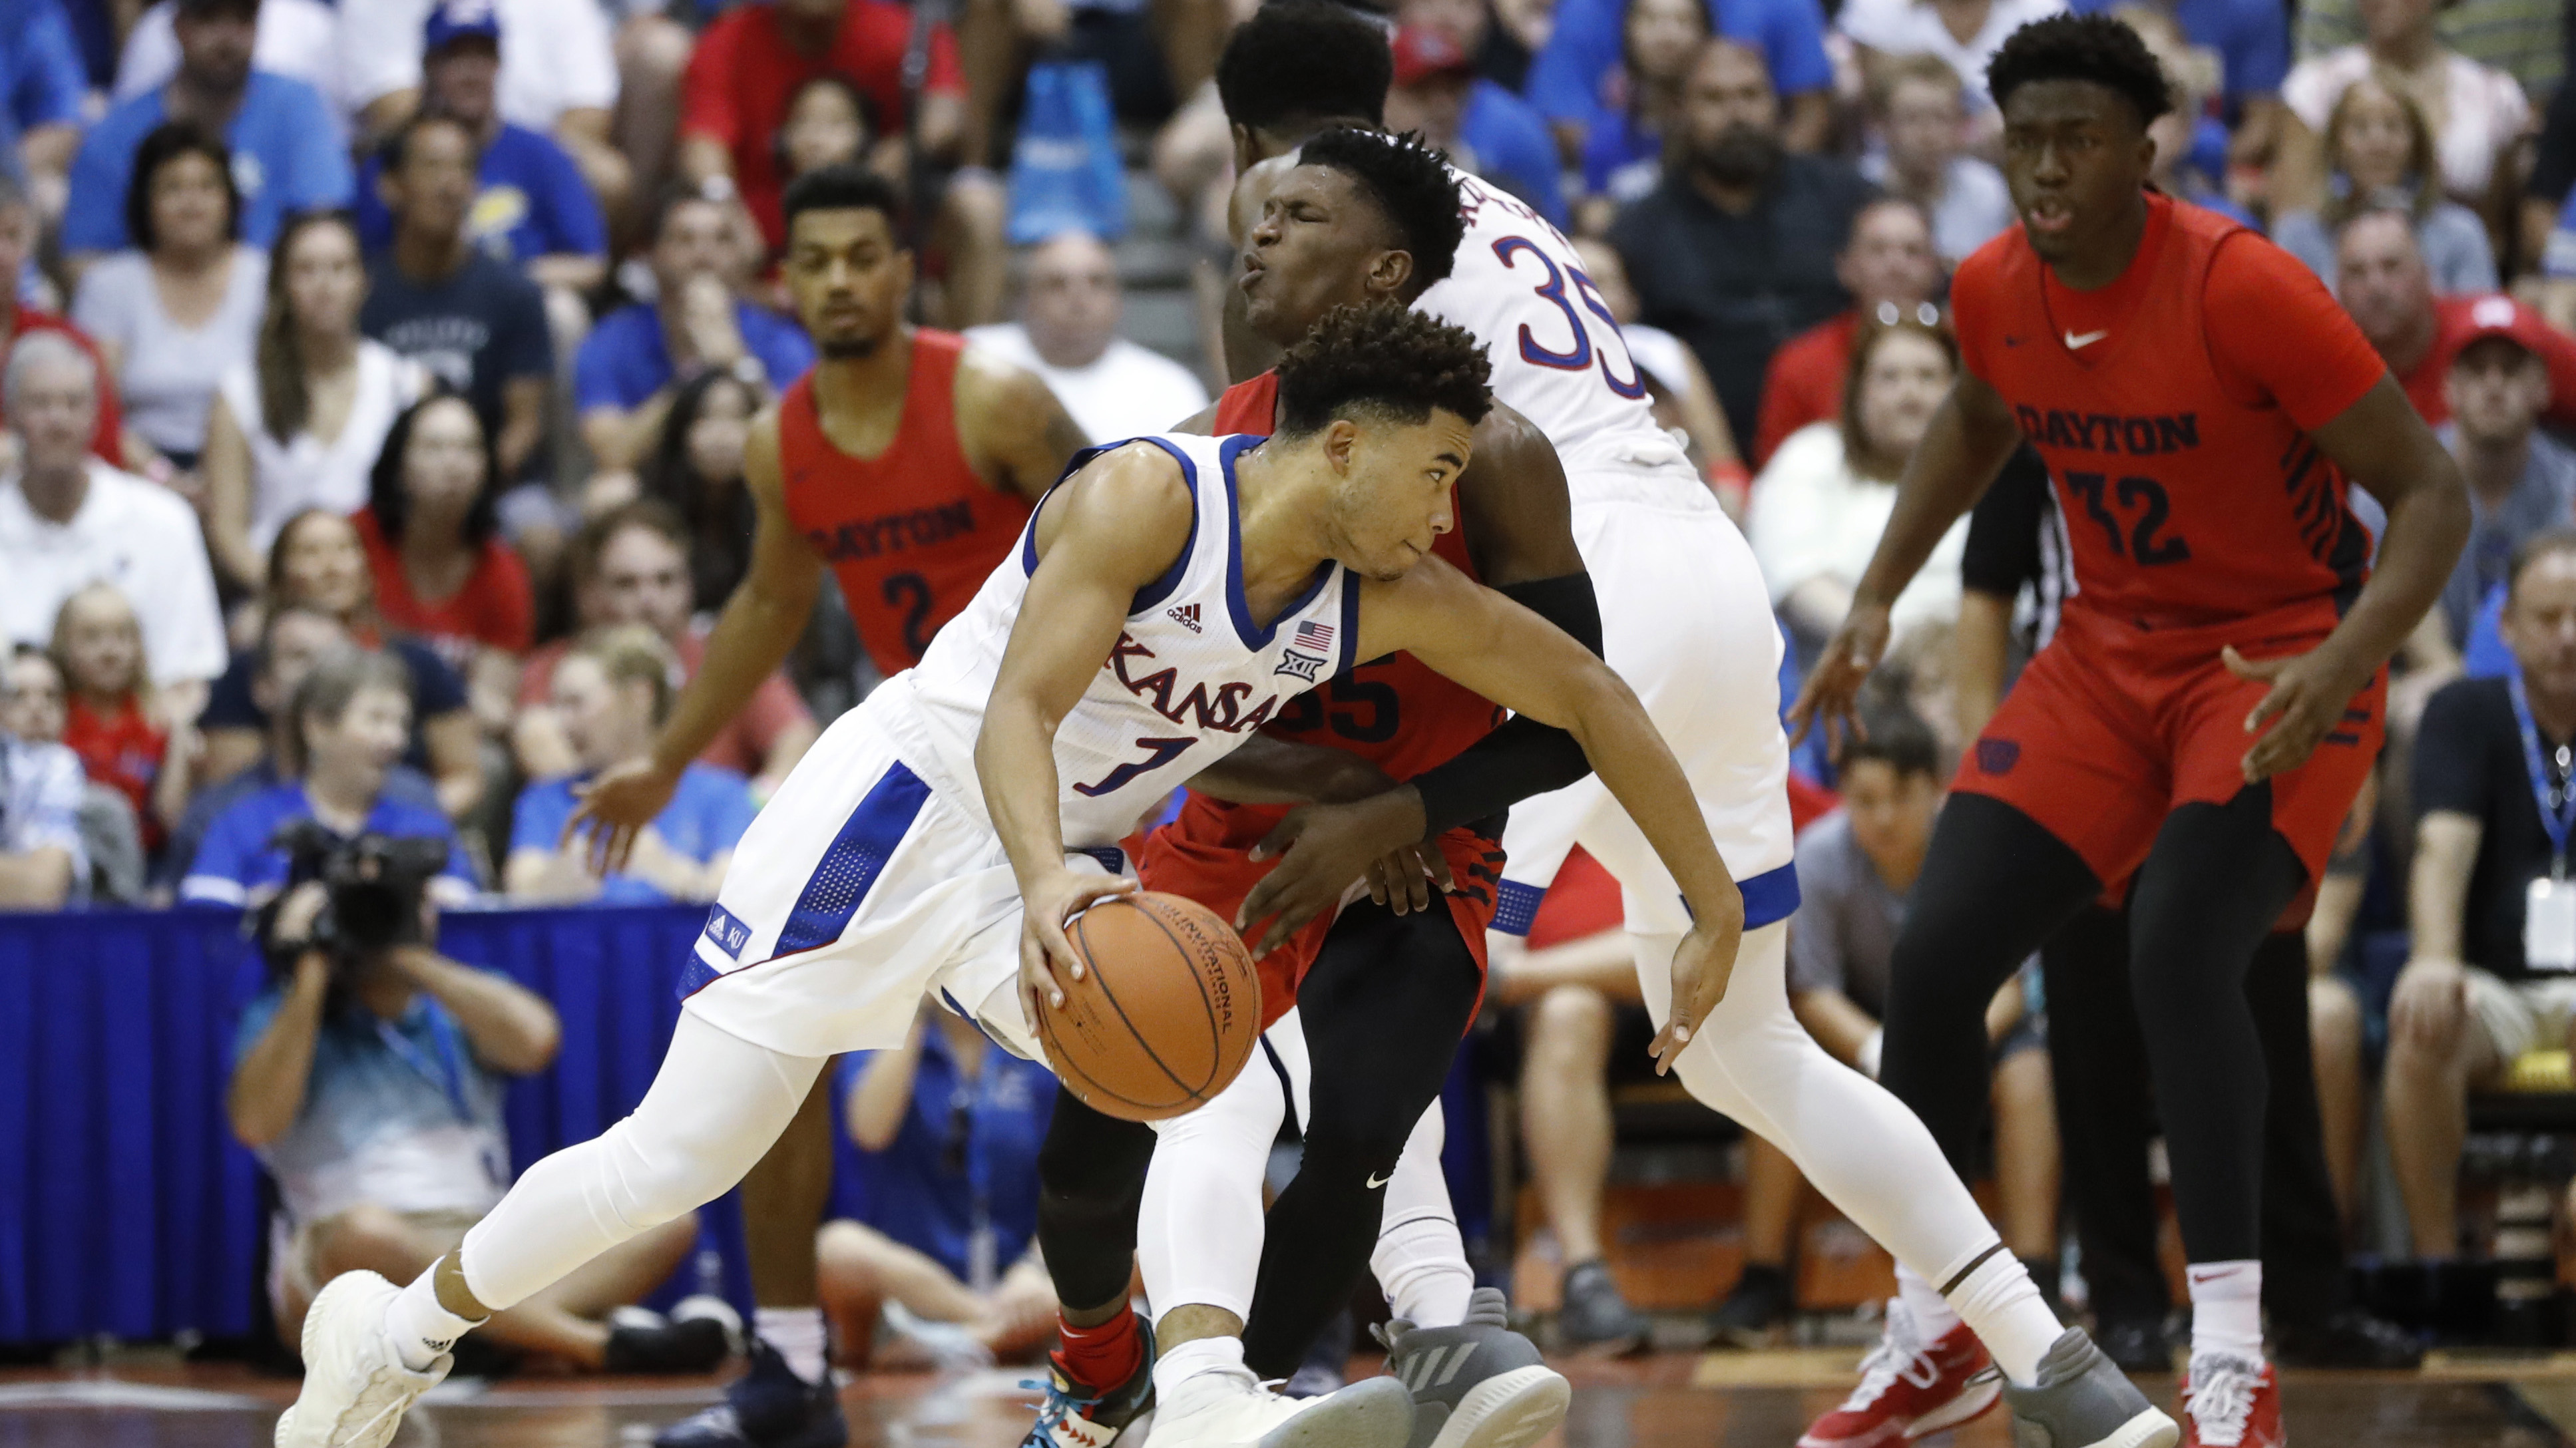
[1985,13,2173,125]
[256,601,345,678]
[2509,528,2576,602]
[1842,701,1942,781]
[781,163,905,242]
[377,108,481,175]
[1273,302,1492,437]
[1299,128,1466,295]
[368,394,502,548]
[126,120,241,252]
[572,498,692,585]
[1217,1,1391,134]
[284,649,413,777]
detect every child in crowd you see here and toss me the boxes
[51,582,195,852]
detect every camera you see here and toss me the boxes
[260,819,454,971]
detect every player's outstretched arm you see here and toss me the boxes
[1357,558,1743,1071]
[976,445,1196,1021]
[1789,369,2022,754]
[566,411,823,874]
[2227,377,2469,780]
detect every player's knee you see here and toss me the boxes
[1302,1129,1411,1192]
[1530,984,1613,1059]
[604,1121,744,1228]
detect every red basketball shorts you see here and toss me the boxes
[1956,601,2385,890]
[1138,810,1502,1031]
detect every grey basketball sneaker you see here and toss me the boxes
[1377,1289,1571,1448]
[2001,1329,2181,1448]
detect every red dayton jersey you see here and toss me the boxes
[1142,369,1507,1027]
[779,330,1035,677]
[1954,193,2388,630]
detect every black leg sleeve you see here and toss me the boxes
[1239,900,1482,1378]
[2124,791,2308,1266]
[2249,928,2352,1328]
[2039,902,2173,1329]
[1882,793,2101,1170]
[1036,1091,1161,1314]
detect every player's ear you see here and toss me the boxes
[1369,248,1415,302]
[1323,417,1361,476]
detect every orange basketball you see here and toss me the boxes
[1036,891,1263,1123]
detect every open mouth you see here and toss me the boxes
[2024,197,2075,235]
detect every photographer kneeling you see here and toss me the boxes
[210,651,730,1374]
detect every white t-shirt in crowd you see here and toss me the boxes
[219,341,431,554]
[1747,421,1967,634]
[962,324,1213,443]
[1835,0,2069,110]
[71,246,270,460]
[2282,47,2531,204]
[0,461,227,685]
[339,0,618,133]
[116,0,348,138]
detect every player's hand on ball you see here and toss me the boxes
[566,758,685,876]
[1241,789,1450,954]
[1651,912,1744,1075]
[2223,643,2372,783]
[1788,602,1891,756]
[1018,869,1141,1021]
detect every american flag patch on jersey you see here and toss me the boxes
[1295,621,1335,653]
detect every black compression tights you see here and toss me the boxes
[1030,897,1483,1358]
[1882,790,2307,1265]
[1242,898,1483,1377]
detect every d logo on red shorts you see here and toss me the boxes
[1975,739,2021,775]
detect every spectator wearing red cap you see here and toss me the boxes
[2426,300,2576,655]
[678,0,1009,326]
[1390,0,1568,229]
[2337,210,2576,434]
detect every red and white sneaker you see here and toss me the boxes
[1797,1301,2003,1448]
[2180,1354,2284,1448]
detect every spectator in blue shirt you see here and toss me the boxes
[1528,0,1834,165]
[505,626,753,905]
[1387,25,1570,229]
[355,6,608,297]
[181,649,481,907]
[575,190,815,481]
[1,0,87,226]
[818,1003,1060,1367]
[225,826,728,1374]
[0,683,87,910]
[61,0,351,279]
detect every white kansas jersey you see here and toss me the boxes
[881,432,1363,848]
[1413,170,1686,480]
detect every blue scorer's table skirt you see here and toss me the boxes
[0,903,753,1344]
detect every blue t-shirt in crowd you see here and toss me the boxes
[63,71,353,253]
[1462,82,1570,229]
[2069,0,2288,100]
[574,301,817,415]
[828,1026,1056,1284]
[1,0,87,134]
[1528,0,1833,134]
[509,763,756,905]
[354,123,607,269]
[180,781,475,906]
[1581,109,1666,204]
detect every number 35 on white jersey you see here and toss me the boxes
[1413,171,1683,480]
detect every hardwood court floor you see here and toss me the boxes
[4,1351,2574,1447]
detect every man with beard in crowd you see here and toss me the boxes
[1608,37,1875,450]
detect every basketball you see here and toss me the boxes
[1034,891,1263,1123]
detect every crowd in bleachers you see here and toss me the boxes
[9,0,2576,1378]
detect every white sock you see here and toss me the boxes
[383,1263,483,1373]
[756,1306,830,1385]
[2186,1260,2264,1363]
[1373,1212,1474,1328]
[1153,1334,1247,1404]
[1895,1264,1961,1338]
[1943,1249,2061,1388]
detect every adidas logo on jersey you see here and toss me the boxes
[1167,603,1202,634]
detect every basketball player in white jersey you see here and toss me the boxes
[272,305,1757,1448]
[1094,9,2177,1448]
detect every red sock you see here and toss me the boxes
[1054,1309,1144,1391]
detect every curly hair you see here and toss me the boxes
[1273,303,1492,437]
[1299,128,1466,293]
[1985,13,2173,125]
[1217,1,1391,134]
